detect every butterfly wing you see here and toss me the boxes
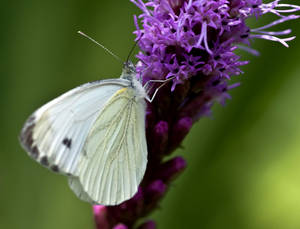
[68,177,95,203]
[73,87,147,205]
[19,79,131,176]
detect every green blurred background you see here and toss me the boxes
[1,0,300,228]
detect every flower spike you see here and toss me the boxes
[93,0,299,227]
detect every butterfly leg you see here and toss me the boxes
[146,77,175,103]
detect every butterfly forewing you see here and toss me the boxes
[19,79,131,176]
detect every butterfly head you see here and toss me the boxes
[121,61,136,80]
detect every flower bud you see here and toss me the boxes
[137,220,156,229]
[113,223,127,229]
[158,157,187,183]
[93,205,109,229]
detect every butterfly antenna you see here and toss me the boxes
[126,34,143,63]
[78,31,122,63]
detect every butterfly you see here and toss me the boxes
[19,60,171,205]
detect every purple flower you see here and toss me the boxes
[94,0,299,228]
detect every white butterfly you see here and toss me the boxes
[19,61,169,205]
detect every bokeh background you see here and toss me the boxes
[1,0,300,228]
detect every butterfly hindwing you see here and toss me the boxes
[68,176,95,203]
[19,79,131,176]
[75,87,147,205]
